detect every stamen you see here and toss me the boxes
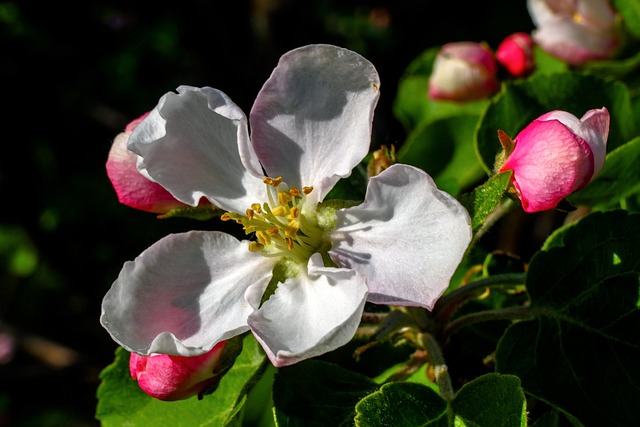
[249,242,264,252]
[221,178,325,264]
[272,206,287,217]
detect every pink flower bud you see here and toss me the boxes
[499,107,609,213]
[527,0,620,65]
[129,342,228,401]
[106,113,189,214]
[428,41,500,102]
[496,32,535,78]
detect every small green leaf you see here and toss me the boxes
[354,382,448,427]
[496,210,640,426]
[458,171,512,233]
[451,373,527,427]
[273,359,378,427]
[96,334,267,427]
[397,115,486,196]
[569,137,640,208]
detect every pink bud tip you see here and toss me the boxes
[428,41,500,102]
[496,32,535,78]
[129,342,227,401]
[499,107,609,212]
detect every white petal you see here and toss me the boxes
[329,164,471,310]
[129,86,265,213]
[248,254,368,367]
[100,231,277,356]
[250,44,380,204]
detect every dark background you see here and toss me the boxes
[0,1,533,425]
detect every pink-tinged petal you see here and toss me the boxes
[130,341,227,401]
[527,0,619,65]
[250,44,380,205]
[106,115,190,214]
[532,18,618,64]
[496,32,535,78]
[101,231,277,356]
[428,42,500,102]
[129,86,265,214]
[500,119,594,212]
[537,107,609,177]
[248,254,368,367]
[329,164,472,310]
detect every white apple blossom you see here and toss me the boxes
[100,44,471,367]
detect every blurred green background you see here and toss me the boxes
[0,1,532,425]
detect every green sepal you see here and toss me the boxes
[159,205,222,220]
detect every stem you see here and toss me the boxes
[433,273,526,315]
[442,305,536,342]
[418,332,454,402]
[418,332,455,424]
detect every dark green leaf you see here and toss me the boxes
[273,359,378,427]
[96,334,267,427]
[476,72,636,173]
[569,137,640,208]
[496,210,640,426]
[458,171,512,232]
[354,382,448,427]
[396,114,486,196]
[451,373,526,427]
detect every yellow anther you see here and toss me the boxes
[278,191,292,206]
[303,186,314,194]
[263,177,274,185]
[246,208,255,219]
[267,227,280,235]
[251,203,262,213]
[272,176,283,186]
[285,237,294,250]
[272,206,287,217]
[288,206,300,220]
[256,230,271,246]
[249,241,264,252]
[289,187,301,197]
[285,220,299,238]
[221,212,233,221]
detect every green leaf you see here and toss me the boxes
[569,137,640,208]
[530,46,569,75]
[393,47,488,132]
[96,334,267,427]
[451,373,527,427]
[458,171,512,233]
[496,210,640,426]
[396,114,486,196]
[354,382,448,427]
[273,359,378,427]
[476,72,637,173]
[614,0,640,38]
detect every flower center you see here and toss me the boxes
[221,177,328,264]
